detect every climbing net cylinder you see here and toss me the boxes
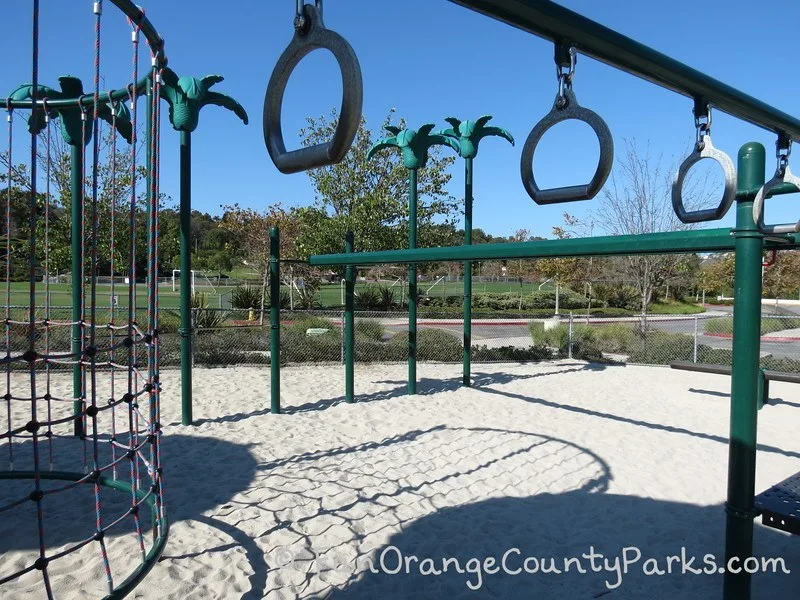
[0,2,167,598]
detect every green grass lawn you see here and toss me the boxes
[1,281,227,310]
[647,300,706,314]
[316,280,551,308]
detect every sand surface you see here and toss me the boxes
[1,360,799,599]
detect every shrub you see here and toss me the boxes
[294,287,321,310]
[193,327,269,366]
[159,310,181,334]
[705,316,797,336]
[388,328,462,362]
[471,344,552,362]
[280,328,341,363]
[231,285,263,310]
[593,284,640,311]
[192,292,228,330]
[377,285,398,310]
[627,331,695,364]
[355,285,382,310]
[286,315,339,338]
[355,318,384,341]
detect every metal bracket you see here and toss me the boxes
[263,2,362,174]
[672,135,736,223]
[520,88,613,205]
[753,166,800,234]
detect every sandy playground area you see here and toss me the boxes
[1,360,799,599]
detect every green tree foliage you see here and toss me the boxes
[1,128,175,281]
[295,109,458,259]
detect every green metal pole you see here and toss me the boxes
[723,142,766,600]
[309,227,800,267]
[179,130,193,426]
[269,227,280,414]
[345,231,355,403]
[70,143,83,438]
[463,158,473,387]
[408,168,418,395]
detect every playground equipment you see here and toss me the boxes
[367,125,459,395]
[753,136,800,234]
[264,0,362,174]
[440,116,514,386]
[520,45,613,205]
[1,1,167,597]
[160,68,248,427]
[670,361,800,409]
[264,2,800,599]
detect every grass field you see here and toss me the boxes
[1,282,229,310]
[317,280,552,307]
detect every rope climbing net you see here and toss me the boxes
[0,2,168,598]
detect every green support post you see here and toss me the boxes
[179,130,193,426]
[344,231,355,403]
[367,123,459,396]
[70,143,83,437]
[723,142,766,600]
[463,159,473,386]
[408,169,418,395]
[269,227,281,414]
[438,116,514,388]
[159,67,248,426]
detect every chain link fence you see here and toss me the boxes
[6,307,800,372]
[181,308,800,373]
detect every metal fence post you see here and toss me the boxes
[345,231,355,403]
[693,315,699,363]
[190,308,196,368]
[568,312,573,359]
[269,227,281,414]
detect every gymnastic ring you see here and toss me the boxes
[753,165,800,234]
[264,2,362,174]
[672,135,736,223]
[520,88,613,205]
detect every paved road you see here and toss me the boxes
[379,314,800,359]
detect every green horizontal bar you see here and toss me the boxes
[448,0,800,140]
[7,0,166,112]
[309,228,800,267]
[738,181,800,200]
[7,78,152,111]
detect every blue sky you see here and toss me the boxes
[2,0,800,239]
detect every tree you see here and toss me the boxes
[699,253,735,297]
[763,250,800,299]
[220,203,310,313]
[537,214,593,292]
[588,139,714,312]
[1,127,171,279]
[295,109,458,260]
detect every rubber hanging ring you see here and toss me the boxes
[672,134,736,224]
[263,2,362,174]
[752,165,800,234]
[520,88,613,205]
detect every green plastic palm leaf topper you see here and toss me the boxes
[368,123,459,395]
[439,115,513,387]
[159,67,248,427]
[9,76,132,145]
[439,115,514,159]
[367,123,458,169]
[159,68,249,133]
